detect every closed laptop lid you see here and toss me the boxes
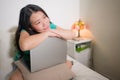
[30,37,67,72]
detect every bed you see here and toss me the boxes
[0,30,111,80]
[14,38,109,80]
[14,55,110,80]
[67,55,109,80]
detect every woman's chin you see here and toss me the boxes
[45,28,50,31]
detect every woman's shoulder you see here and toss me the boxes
[20,29,30,36]
[21,29,27,32]
[50,22,57,29]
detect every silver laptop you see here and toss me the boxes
[25,37,67,72]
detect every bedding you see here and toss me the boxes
[14,60,75,80]
[15,55,109,80]
[67,55,109,80]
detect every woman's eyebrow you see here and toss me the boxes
[35,19,41,23]
[32,14,45,24]
[32,19,41,24]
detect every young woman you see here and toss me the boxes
[10,4,75,80]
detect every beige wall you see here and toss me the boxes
[80,0,120,80]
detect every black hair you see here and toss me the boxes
[15,4,49,56]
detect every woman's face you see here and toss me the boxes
[30,11,50,32]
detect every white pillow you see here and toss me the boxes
[14,60,76,80]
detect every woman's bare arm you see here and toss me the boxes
[19,30,60,51]
[19,26,75,51]
[50,27,76,40]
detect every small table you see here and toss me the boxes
[67,38,92,67]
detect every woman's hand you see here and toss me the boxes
[48,27,76,40]
[46,30,62,38]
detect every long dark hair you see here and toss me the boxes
[15,4,49,55]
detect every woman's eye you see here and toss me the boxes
[43,15,46,19]
[35,21,41,25]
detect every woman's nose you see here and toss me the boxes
[42,22,47,28]
[42,20,47,27]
